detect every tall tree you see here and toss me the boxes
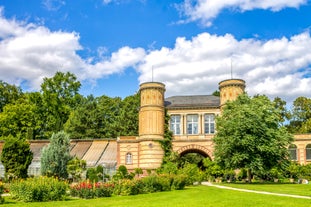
[40,131,72,179]
[118,93,140,136]
[213,94,293,181]
[41,72,82,138]
[288,97,311,133]
[0,80,23,112]
[1,135,33,179]
[0,96,41,139]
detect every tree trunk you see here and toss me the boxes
[247,169,252,182]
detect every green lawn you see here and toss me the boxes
[219,182,311,197]
[2,185,311,207]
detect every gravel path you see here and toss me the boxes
[201,182,311,200]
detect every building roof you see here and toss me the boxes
[165,95,220,109]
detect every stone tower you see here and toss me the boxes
[138,82,166,169]
[219,79,246,107]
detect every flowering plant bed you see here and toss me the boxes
[70,181,114,199]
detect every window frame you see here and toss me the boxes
[306,144,311,160]
[186,114,199,135]
[204,114,215,134]
[170,115,181,135]
[125,152,133,165]
[288,144,298,161]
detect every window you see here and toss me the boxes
[187,114,198,134]
[288,144,297,161]
[306,144,311,160]
[126,153,133,165]
[170,115,181,135]
[204,114,215,134]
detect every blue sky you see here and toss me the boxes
[0,0,311,103]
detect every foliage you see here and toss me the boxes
[0,97,42,139]
[0,80,23,113]
[0,135,33,180]
[113,165,134,180]
[70,181,114,199]
[213,94,293,181]
[67,157,86,182]
[203,159,224,181]
[9,176,68,202]
[0,182,4,204]
[159,109,174,164]
[41,72,82,138]
[113,174,186,196]
[86,165,104,182]
[65,93,139,139]
[40,131,72,179]
[288,96,311,133]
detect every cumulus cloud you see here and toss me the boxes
[137,32,311,103]
[177,0,307,26]
[0,8,145,90]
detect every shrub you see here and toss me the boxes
[70,181,114,199]
[171,174,187,190]
[141,175,171,193]
[113,179,143,196]
[86,166,104,182]
[10,177,68,202]
[0,182,5,204]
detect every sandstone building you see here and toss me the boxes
[0,79,310,177]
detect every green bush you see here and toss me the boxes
[141,175,171,193]
[70,181,114,199]
[86,166,104,182]
[10,177,68,202]
[113,179,143,196]
[0,182,5,204]
[171,174,187,190]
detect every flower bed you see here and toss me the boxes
[70,181,114,199]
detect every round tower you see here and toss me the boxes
[219,79,246,107]
[138,82,165,169]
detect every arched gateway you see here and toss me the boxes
[117,79,246,171]
[175,144,213,159]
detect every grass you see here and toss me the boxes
[219,182,311,197]
[2,185,311,207]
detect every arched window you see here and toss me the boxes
[126,153,133,165]
[306,144,311,160]
[288,144,297,161]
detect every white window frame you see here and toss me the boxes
[170,115,181,135]
[204,114,215,134]
[187,114,198,135]
[126,152,133,165]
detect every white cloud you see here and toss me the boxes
[42,0,66,11]
[0,9,145,90]
[137,32,311,103]
[177,0,307,26]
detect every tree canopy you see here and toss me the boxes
[213,94,293,181]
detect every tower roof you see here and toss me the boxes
[165,95,220,109]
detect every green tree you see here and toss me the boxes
[67,157,86,182]
[118,93,140,136]
[0,80,23,112]
[289,97,311,133]
[0,96,41,139]
[273,97,291,124]
[1,135,33,179]
[213,94,293,182]
[40,131,72,179]
[41,72,82,138]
